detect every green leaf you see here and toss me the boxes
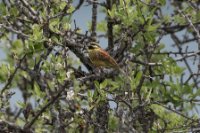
[12,39,23,49]
[0,3,7,16]
[11,39,23,55]
[173,66,185,74]
[68,6,75,13]
[97,21,106,32]
[87,90,93,103]
[108,9,114,18]
[100,79,108,89]
[110,81,119,91]
[0,64,8,82]
[108,115,119,131]
[130,43,143,53]
[34,83,42,98]
[61,16,71,30]
[159,0,166,5]
[33,43,44,51]
[10,7,19,17]
[51,36,59,44]
[94,81,100,90]
[49,18,60,32]
[147,25,159,32]
[59,1,67,10]
[17,101,26,108]
[28,41,44,53]
[135,71,142,82]
[31,24,43,41]
[93,87,99,100]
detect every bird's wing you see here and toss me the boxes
[97,49,118,67]
[96,49,111,60]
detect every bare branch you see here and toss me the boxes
[19,0,38,16]
[160,21,200,33]
[171,33,199,89]
[176,50,200,61]
[106,0,114,49]
[91,0,98,39]
[0,24,29,38]
[177,9,200,49]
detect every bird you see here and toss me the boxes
[87,42,131,82]
[87,42,120,69]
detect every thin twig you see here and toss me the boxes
[1,54,27,94]
[0,120,28,133]
[23,80,69,129]
[177,8,200,72]
[19,0,37,16]
[154,101,197,122]
[176,50,200,61]
[152,51,199,55]
[160,21,200,32]
[177,9,200,49]
[0,24,29,38]
[171,34,199,89]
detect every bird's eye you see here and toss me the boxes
[89,42,100,49]
[88,45,94,49]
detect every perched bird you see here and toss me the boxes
[87,42,119,69]
[87,42,131,81]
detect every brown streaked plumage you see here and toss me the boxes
[87,42,119,69]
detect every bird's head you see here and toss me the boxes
[88,42,101,50]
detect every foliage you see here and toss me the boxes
[0,0,200,132]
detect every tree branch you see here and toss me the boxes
[91,0,98,39]
[0,24,29,38]
[0,120,29,133]
[23,80,69,130]
[106,0,114,49]
[1,54,27,94]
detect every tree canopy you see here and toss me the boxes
[0,0,200,132]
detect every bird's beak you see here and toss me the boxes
[82,44,87,51]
